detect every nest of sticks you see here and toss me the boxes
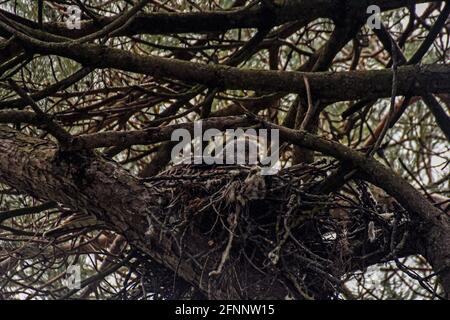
[0,160,414,299]
[130,160,412,299]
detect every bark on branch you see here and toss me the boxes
[0,0,438,38]
[4,31,450,102]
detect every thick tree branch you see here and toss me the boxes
[3,29,450,102]
[0,1,438,38]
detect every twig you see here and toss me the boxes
[209,209,239,277]
[368,36,399,157]
[300,75,316,131]
[7,79,73,147]
[38,0,43,28]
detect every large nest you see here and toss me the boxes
[0,160,427,300]
[130,160,414,299]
